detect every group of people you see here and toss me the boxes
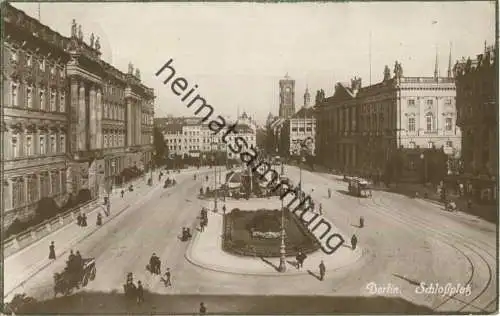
[147,253,173,287]
[295,251,307,269]
[148,253,162,275]
[124,272,144,304]
[76,213,88,227]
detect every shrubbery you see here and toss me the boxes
[4,189,93,240]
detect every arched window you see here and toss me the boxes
[425,112,434,132]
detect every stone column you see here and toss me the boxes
[96,88,102,149]
[126,99,132,146]
[48,171,52,196]
[24,175,29,206]
[4,179,13,211]
[89,86,96,150]
[137,105,142,145]
[78,83,86,151]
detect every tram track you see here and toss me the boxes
[364,193,496,313]
[286,167,496,313]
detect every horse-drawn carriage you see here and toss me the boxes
[53,258,96,296]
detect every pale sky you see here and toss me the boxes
[14,2,496,124]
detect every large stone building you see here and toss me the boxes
[316,59,459,182]
[2,3,155,226]
[279,73,295,119]
[280,87,317,158]
[453,44,497,202]
[158,112,256,163]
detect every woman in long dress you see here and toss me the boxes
[49,241,56,260]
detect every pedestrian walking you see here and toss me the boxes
[48,241,56,260]
[77,213,82,226]
[106,203,110,217]
[319,203,323,215]
[319,260,326,281]
[137,280,144,304]
[328,188,332,199]
[199,302,207,315]
[359,216,364,228]
[351,234,358,250]
[81,213,87,227]
[200,218,205,232]
[162,268,172,287]
[121,189,125,198]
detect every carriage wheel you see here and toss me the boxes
[89,267,96,281]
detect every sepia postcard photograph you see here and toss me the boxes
[0,0,498,314]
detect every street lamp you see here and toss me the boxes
[278,198,287,272]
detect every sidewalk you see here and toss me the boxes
[186,201,363,276]
[4,172,161,298]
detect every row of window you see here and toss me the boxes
[9,48,65,79]
[7,133,66,160]
[291,127,313,132]
[103,132,125,148]
[407,115,454,132]
[8,171,67,210]
[103,103,125,121]
[10,82,65,112]
[406,140,453,149]
[407,98,453,107]
[165,135,255,143]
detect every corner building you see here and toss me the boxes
[2,3,154,226]
[453,45,497,202]
[316,62,459,182]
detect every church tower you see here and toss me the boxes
[279,73,295,119]
[304,85,311,107]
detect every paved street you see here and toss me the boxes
[5,166,497,314]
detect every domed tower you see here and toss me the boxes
[304,85,311,107]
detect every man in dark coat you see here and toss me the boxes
[136,280,144,304]
[49,241,56,260]
[319,260,326,281]
[351,234,358,250]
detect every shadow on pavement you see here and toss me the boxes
[335,189,352,196]
[6,291,441,314]
[259,257,280,272]
[306,269,322,281]
[392,273,421,286]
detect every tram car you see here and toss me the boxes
[348,178,372,198]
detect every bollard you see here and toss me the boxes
[71,211,76,220]
[30,230,36,241]
[59,215,64,225]
[46,222,52,232]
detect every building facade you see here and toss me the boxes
[279,74,295,119]
[453,44,497,202]
[316,61,459,182]
[2,3,154,226]
[158,112,256,163]
[280,88,317,157]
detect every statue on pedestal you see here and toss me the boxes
[71,19,77,37]
[128,62,134,75]
[135,68,141,80]
[90,33,95,48]
[383,65,391,81]
[95,37,101,51]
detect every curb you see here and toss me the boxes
[184,222,364,277]
[4,201,130,299]
[5,182,164,299]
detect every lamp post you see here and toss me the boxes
[278,198,286,272]
[109,160,116,202]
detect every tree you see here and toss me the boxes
[153,126,168,166]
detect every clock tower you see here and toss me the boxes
[279,73,295,119]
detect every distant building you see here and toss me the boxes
[316,57,459,183]
[453,44,497,202]
[280,87,317,157]
[156,112,256,163]
[279,73,295,119]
